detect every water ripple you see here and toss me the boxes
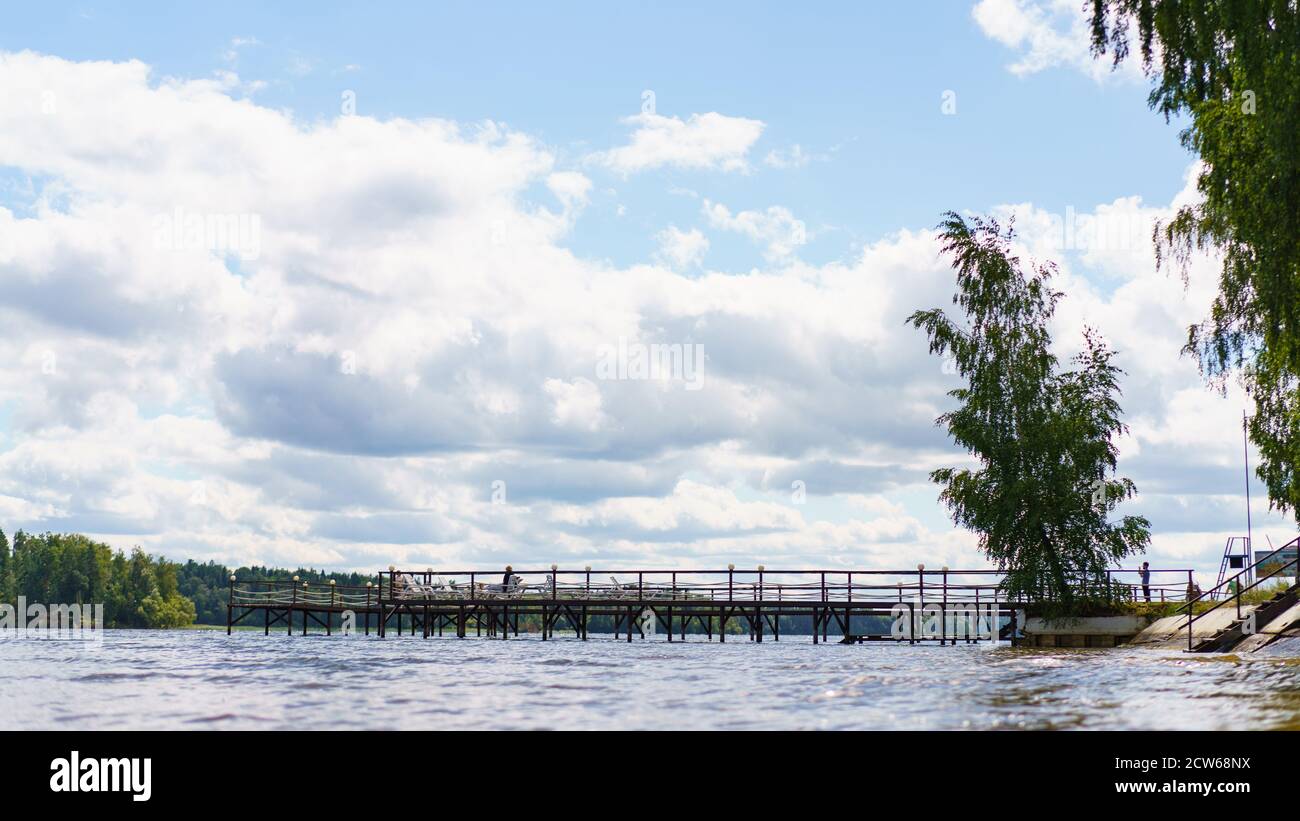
[2,630,1299,729]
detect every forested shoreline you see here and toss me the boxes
[0,529,371,627]
[0,529,895,634]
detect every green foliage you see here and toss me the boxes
[0,531,195,628]
[0,528,12,602]
[908,213,1151,607]
[1089,1,1300,516]
[0,530,396,627]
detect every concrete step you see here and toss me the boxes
[1191,583,1299,653]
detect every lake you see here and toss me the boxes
[3,630,1299,730]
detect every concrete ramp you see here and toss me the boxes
[1130,607,1251,650]
[1140,583,1300,653]
[1234,600,1300,653]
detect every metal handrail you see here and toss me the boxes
[1181,535,1300,651]
[227,566,1199,610]
[369,566,1195,606]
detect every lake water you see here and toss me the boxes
[3,630,1299,730]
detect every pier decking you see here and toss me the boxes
[225,566,1195,645]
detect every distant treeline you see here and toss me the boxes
[0,529,195,628]
[0,529,374,628]
[1,529,902,634]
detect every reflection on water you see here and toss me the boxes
[2,630,1299,730]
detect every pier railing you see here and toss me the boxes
[377,568,999,605]
[1102,568,1196,603]
[226,566,1197,613]
[230,579,379,609]
[368,566,1195,605]
[225,565,1198,642]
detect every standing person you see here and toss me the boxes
[1139,561,1151,603]
[502,565,514,589]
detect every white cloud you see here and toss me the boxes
[546,171,592,210]
[544,378,606,432]
[763,144,812,169]
[702,200,808,260]
[222,36,261,65]
[0,50,1275,584]
[972,0,1145,82]
[550,479,803,536]
[589,112,764,175]
[654,225,709,270]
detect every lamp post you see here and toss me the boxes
[917,565,925,640]
[941,566,949,645]
[226,575,236,635]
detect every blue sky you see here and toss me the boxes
[2,0,1189,266]
[0,1,1285,581]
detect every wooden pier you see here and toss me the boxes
[226,566,1195,645]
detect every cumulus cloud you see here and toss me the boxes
[702,200,808,260]
[654,225,709,270]
[546,170,592,211]
[0,50,1276,582]
[972,0,1146,82]
[589,112,764,174]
